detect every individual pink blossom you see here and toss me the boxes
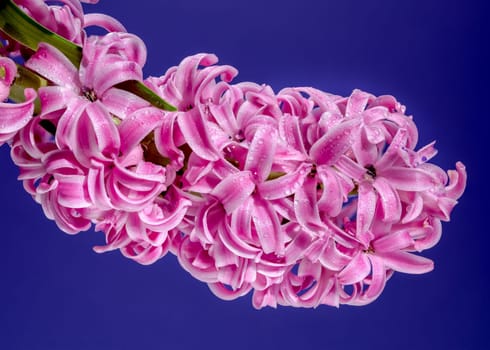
[94,186,192,265]
[25,32,148,167]
[10,116,58,188]
[336,222,435,306]
[33,148,93,233]
[88,146,166,212]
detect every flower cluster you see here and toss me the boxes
[0,0,466,308]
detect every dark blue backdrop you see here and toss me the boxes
[1,0,488,349]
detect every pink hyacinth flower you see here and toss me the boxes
[25,32,148,167]
[94,186,192,265]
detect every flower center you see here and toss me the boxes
[83,88,97,102]
[309,164,317,177]
[365,164,376,179]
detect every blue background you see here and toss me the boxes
[1,0,488,349]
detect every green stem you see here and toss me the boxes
[116,80,177,111]
[0,0,82,66]
[0,0,177,111]
[267,171,286,180]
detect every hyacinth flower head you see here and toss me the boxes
[0,0,467,308]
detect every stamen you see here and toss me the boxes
[365,164,376,178]
[83,88,97,102]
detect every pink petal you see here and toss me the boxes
[352,128,378,166]
[0,88,36,138]
[74,102,121,166]
[294,175,323,232]
[378,251,434,274]
[55,174,92,208]
[100,88,150,119]
[345,89,373,117]
[363,255,387,300]
[230,196,254,244]
[38,86,78,116]
[154,111,185,170]
[54,97,89,150]
[245,124,278,183]
[174,53,218,100]
[139,193,191,234]
[208,102,239,137]
[335,155,366,181]
[372,230,413,253]
[121,241,167,265]
[362,105,389,125]
[81,33,147,89]
[177,109,219,161]
[338,252,371,284]
[211,171,255,214]
[356,181,377,237]
[402,193,424,223]
[107,157,166,211]
[252,196,283,254]
[0,57,16,101]
[83,13,127,32]
[414,218,442,251]
[375,128,408,170]
[209,282,252,301]
[318,239,352,271]
[445,162,467,200]
[26,43,80,90]
[310,118,359,165]
[93,60,143,97]
[278,114,307,155]
[252,287,278,309]
[382,167,436,191]
[87,163,113,210]
[259,163,310,200]
[284,230,315,263]
[118,107,164,154]
[218,220,261,260]
[192,202,223,244]
[177,237,218,283]
[372,177,402,223]
[317,166,353,217]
